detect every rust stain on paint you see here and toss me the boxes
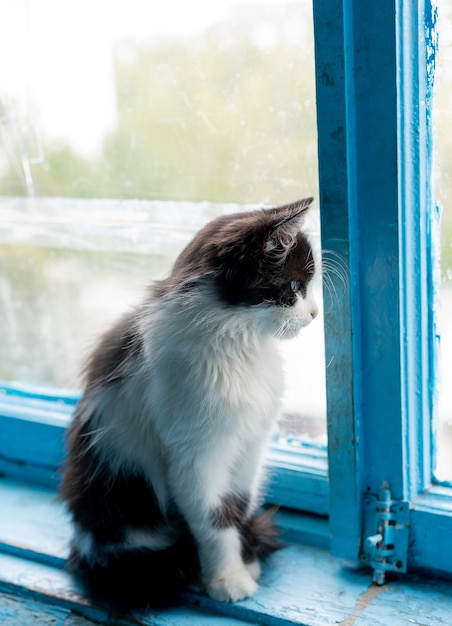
[340,583,387,625]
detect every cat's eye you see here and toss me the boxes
[290,280,301,292]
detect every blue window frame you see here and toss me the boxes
[1,0,451,591]
[315,0,452,580]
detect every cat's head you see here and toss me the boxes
[161,198,318,339]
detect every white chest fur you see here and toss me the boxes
[142,286,285,435]
[92,284,285,509]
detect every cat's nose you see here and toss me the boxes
[310,307,318,320]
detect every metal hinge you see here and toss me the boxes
[360,486,410,585]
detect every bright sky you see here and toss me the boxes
[0,0,299,156]
[3,1,448,162]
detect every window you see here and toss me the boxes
[1,0,452,616]
[433,0,452,483]
[0,0,328,512]
[316,0,452,580]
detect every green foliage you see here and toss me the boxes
[1,11,451,257]
[22,24,318,204]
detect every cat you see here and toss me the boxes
[60,197,319,610]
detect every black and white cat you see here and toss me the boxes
[61,198,318,609]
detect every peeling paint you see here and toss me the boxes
[0,606,19,621]
[425,0,438,99]
[24,600,70,626]
[0,593,99,626]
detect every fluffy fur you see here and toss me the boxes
[61,198,318,610]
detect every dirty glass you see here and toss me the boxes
[433,2,452,481]
[0,0,326,449]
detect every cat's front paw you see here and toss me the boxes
[206,568,258,602]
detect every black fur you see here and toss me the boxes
[67,508,280,610]
[67,536,200,610]
[61,199,314,610]
[211,494,250,529]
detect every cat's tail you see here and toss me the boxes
[240,507,283,563]
[66,537,201,611]
[67,509,281,610]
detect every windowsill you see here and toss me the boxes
[1,479,452,625]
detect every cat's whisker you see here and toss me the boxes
[275,318,292,340]
[321,249,348,281]
[322,262,348,290]
[322,274,342,313]
[323,262,348,291]
[320,249,349,309]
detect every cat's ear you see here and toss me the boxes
[263,197,313,260]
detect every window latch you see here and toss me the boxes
[360,486,410,585]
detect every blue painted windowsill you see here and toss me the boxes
[1,478,452,626]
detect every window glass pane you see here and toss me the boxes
[434,2,452,481]
[0,0,318,204]
[0,0,326,448]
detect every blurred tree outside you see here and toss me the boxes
[0,1,451,451]
[0,3,322,391]
[0,11,318,205]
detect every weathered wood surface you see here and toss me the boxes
[1,479,452,625]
